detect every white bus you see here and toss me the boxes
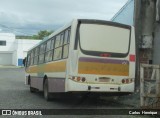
[25,19,136,100]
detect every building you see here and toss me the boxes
[111,0,160,65]
[111,0,134,26]
[0,33,41,66]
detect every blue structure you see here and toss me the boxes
[111,0,134,26]
[18,59,23,66]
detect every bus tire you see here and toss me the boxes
[43,79,51,101]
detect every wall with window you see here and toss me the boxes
[0,33,17,51]
[0,33,41,66]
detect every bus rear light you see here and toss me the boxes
[126,79,129,83]
[77,77,81,81]
[122,78,134,84]
[122,79,125,83]
[72,76,76,80]
[71,76,86,82]
[129,54,135,62]
[100,53,110,57]
[82,77,86,82]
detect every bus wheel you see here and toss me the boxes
[43,79,51,101]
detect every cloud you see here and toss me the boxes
[0,0,128,35]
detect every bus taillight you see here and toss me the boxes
[122,79,125,83]
[122,78,134,84]
[77,77,81,81]
[126,79,129,83]
[100,53,110,57]
[82,77,86,82]
[129,54,135,62]
[72,76,76,80]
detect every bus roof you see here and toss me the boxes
[28,20,73,52]
[28,19,131,53]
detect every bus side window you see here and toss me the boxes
[31,50,35,65]
[39,54,44,64]
[63,44,69,58]
[34,56,38,65]
[45,39,52,62]
[45,50,53,62]
[67,29,70,43]
[27,54,31,67]
[39,44,45,64]
[46,40,51,51]
[44,43,47,52]
[61,33,64,44]
[53,47,62,60]
[40,44,44,54]
[55,34,63,48]
[63,29,70,59]
[64,30,70,44]
[36,47,40,56]
[34,47,38,65]
[51,37,55,49]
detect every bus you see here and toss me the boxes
[24,19,136,100]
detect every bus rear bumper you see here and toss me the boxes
[67,79,134,93]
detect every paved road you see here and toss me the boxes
[0,67,153,118]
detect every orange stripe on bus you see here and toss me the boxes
[26,61,66,73]
[78,62,129,76]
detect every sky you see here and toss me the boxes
[0,0,128,35]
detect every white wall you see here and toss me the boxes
[17,39,41,59]
[0,33,17,51]
[0,33,41,66]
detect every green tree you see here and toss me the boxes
[36,30,53,40]
[16,30,53,40]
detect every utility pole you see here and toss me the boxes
[134,0,156,89]
[134,0,142,89]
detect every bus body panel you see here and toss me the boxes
[25,19,136,95]
[66,20,135,93]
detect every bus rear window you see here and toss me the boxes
[79,24,131,56]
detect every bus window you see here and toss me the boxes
[67,30,70,43]
[55,35,63,48]
[27,54,31,67]
[46,40,51,51]
[39,54,44,64]
[34,56,38,65]
[44,43,47,52]
[45,50,53,62]
[79,24,130,56]
[64,30,70,44]
[35,47,39,56]
[40,44,45,54]
[30,50,35,65]
[63,44,69,58]
[53,47,62,60]
[61,33,64,43]
[51,37,55,49]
